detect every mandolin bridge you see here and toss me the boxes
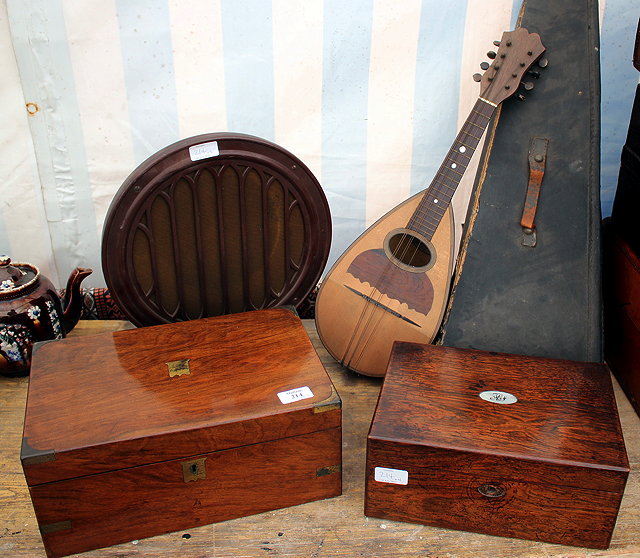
[343,285,421,327]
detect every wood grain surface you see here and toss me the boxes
[370,342,629,479]
[23,309,338,486]
[365,342,629,549]
[1,320,639,557]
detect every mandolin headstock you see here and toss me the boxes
[475,28,546,106]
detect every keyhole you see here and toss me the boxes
[477,483,506,498]
[182,458,206,483]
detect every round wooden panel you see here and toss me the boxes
[102,133,331,326]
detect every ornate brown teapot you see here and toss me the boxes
[0,255,92,376]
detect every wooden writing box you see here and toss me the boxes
[365,342,629,549]
[21,308,341,558]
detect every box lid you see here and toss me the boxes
[369,342,629,492]
[22,308,340,485]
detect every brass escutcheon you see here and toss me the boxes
[182,457,207,483]
[166,359,191,378]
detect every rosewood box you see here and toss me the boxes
[365,342,629,549]
[604,222,640,418]
[22,308,341,558]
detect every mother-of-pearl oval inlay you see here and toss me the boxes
[479,390,518,405]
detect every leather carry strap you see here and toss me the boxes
[521,137,549,247]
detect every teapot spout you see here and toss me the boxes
[62,267,93,334]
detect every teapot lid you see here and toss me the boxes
[0,255,39,296]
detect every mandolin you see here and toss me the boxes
[315,28,546,376]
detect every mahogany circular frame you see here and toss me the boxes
[102,133,332,327]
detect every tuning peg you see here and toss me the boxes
[537,57,548,68]
[480,61,490,70]
[487,51,497,59]
[472,73,482,82]
[516,94,527,102]
[521,81,535,91]
[493,40,501,46]
[527,70,541,79]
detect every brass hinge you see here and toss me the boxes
[21,438,56,466]
[313,385,341,414]
[316,464,341,477]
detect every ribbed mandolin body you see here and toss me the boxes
[315,27,547,377]
[315,191,454,377]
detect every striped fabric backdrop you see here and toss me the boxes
[0,0,638,289]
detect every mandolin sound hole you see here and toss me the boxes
[384,229,436,273]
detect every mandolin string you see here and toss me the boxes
[341,237,412,367]
[345,186,453,371]
[343,159,457,370]
[334,25,544,372]
[346,171,455,370]
[343,109,483,370]
[341,218,427,369]
[340,182,448,368]
[350,28,547,372]
[343,102,492,371]
[345,240,434,371]
[340,210,432,367]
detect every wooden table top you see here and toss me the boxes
[1,320,639,557]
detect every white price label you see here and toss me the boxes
[189,141,219,161]
[277,386,314,404]
[374,467,408,485]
